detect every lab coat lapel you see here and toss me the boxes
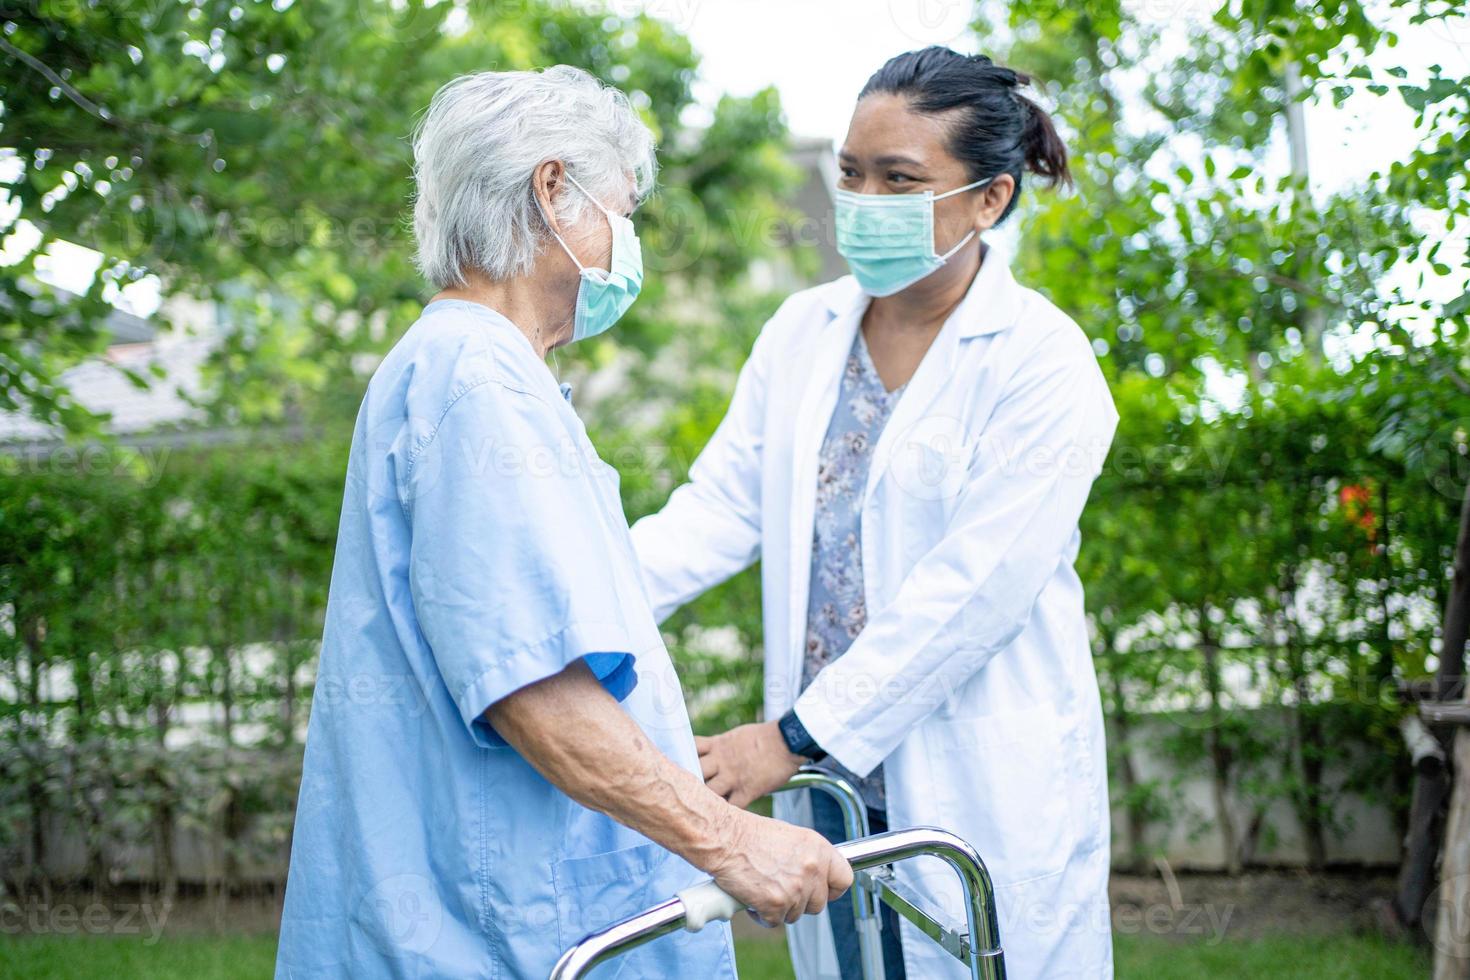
[864,313,961,509]
[784,299,863,705]
[863,242,1020,507]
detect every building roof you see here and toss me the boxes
[0,295,211,447]
[784,135,846,282]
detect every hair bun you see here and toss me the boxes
[861,46,1074,203]
[1000,66,1031,89]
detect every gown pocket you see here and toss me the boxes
[551,840,668,977]
[923,707,1072,886]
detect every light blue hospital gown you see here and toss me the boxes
[276,299,736,979]
[801,330,905,812]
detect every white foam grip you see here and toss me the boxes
[676,880,746,932]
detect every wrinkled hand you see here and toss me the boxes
[697,721,805,810]
[709,808,853,926]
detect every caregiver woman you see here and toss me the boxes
[631,47,1117,980]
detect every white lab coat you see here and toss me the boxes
[630,242,1118,980]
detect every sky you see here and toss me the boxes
[675,0,1469,355]
[6,0,1468,319]
[677,0,1470,190]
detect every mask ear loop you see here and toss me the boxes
[931,174,996,202]
[544,171,618,281]
[531,169,592,352]
[937,228,978,261]
[535,170,591,272]
[931,173,995,260]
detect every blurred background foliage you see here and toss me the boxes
[1,0,1469,919]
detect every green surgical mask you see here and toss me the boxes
[543,173,644,343]
[834,175,993,297]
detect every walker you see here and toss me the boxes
[549,767,1006,980]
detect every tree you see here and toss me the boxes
[0,0,805,435]
[0,0,810,898]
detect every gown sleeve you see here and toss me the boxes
[403,380,639,747]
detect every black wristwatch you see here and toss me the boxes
[777,708,828,762]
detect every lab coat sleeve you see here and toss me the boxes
[628,322,774,623]
[405,382,639,748]
[794,339,1118,777]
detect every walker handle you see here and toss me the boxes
[550,827,1005,980]
[675,880,746,931]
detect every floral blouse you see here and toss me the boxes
[800,329,905,811]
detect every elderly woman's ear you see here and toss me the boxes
[530,159,565,229]
[408,66,650,350]
[533,159,614,277]
[409,64,654,290]
[531,160,577,248]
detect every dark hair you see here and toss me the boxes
[859,46,1072,223]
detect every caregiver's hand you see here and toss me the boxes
[698,721,805,810]
[708,809,853,926]
[485,659,847,926]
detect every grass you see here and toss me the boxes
[0,931,1431,978]
[0,934,278,979]
[1112,932,1430,979]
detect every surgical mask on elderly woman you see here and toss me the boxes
[542,172,644,342]
[834,175,994,297]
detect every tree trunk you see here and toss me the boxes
[1442,480,1470,703]
[213,642,236,927]
[1295,696,1329,869]
[1283,60,1327,359]
[20,613,48,900]
[1200,606,1240,874]
[1398,479,1470,928]
[1281,559,1329,870]
[150,651,179,906]
[1104,633,1148,873]
[1435,727,1470,978]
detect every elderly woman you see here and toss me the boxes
[275,67,850,979]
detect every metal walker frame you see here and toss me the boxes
[549,768,1005,980]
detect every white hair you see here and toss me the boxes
[411,66,657,289]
